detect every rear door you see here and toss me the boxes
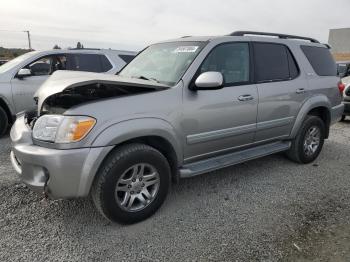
[253,42,309,142]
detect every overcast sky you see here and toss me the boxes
[1,0,349,51]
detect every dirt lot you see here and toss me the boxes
[0,121,349,261]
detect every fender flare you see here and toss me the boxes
[290,95,331,138]
[91,117,183,164]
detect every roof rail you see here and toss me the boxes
[230,31,320,43]
[68,48,101,50]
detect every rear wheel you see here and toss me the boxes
[286,115,325,164]
[91,143,171,224]
[0,106,8,137]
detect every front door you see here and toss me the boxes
[182,42,258,162]
[11,54,66,112]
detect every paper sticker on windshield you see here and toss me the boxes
[173,46,199,53]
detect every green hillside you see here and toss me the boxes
[0,47,31,59]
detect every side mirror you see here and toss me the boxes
[194,71,224,90]
[17,68,32,78]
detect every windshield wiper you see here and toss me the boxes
[133,75,160,83]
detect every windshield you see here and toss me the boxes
[0,51,38,74]
[118,41,206,86]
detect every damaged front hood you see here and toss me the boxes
[34,70,169,113]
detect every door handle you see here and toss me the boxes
[238,94,254,101]
[296,88,306,94]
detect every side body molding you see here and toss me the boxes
[290,95,331,138]
[91,118,183,165]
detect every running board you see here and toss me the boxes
[179,141,291,178]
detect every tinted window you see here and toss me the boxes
[66,54,102,72]
[119,54,135,64]
[100,55,113,71]
[301,46,337,76]
[254,43,292,82]
[287,50,299,79]
[199,43,250,85]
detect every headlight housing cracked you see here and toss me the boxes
[33,115,96,143]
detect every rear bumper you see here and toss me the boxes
[331,103,345,123]
[10,115,114,199]
[343,101,350,116]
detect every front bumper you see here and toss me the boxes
[10,115,113,199]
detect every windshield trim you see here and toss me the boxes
[118,41,208,87]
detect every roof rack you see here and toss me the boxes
[68,48,101,50]
[230,31,320,43]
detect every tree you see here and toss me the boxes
[53,44,61,49]
[76,42,82,49]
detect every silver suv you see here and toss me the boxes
[10,31,344,224]
[0,48,136,136]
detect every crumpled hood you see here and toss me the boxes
[34,70,169,112]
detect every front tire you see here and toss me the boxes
[0,106,8,137]
[91,143,171,224]
[286,116,325,164]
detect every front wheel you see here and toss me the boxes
[0,106,8,137]
[286,116,325,164]
[91,143,171,224]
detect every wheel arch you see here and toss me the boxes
[0,96,15,124]
[91,118,183,184]
[291,96,331,139]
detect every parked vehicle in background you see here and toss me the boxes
[0,48,136,136]
[337,61,350,78]
[10,31,344,224]
[340,77,350,121]
[0,60,8,66]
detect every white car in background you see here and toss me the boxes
[0,48,136,136]
[341,76,350,121]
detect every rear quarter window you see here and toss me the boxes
[301,46,337,76]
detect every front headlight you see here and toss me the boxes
[33,115,96,143]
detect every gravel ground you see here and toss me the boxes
[0,121,350,261]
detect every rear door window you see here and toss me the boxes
[253,43,299,82]
[119,54,135,64]
[100,55,113,71]
[66,54,101,72]
[301,46,337,76]
[66,54,113,72]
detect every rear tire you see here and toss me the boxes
[91,143,171,224]
[0,106,8,137]
[286,116,325,164]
